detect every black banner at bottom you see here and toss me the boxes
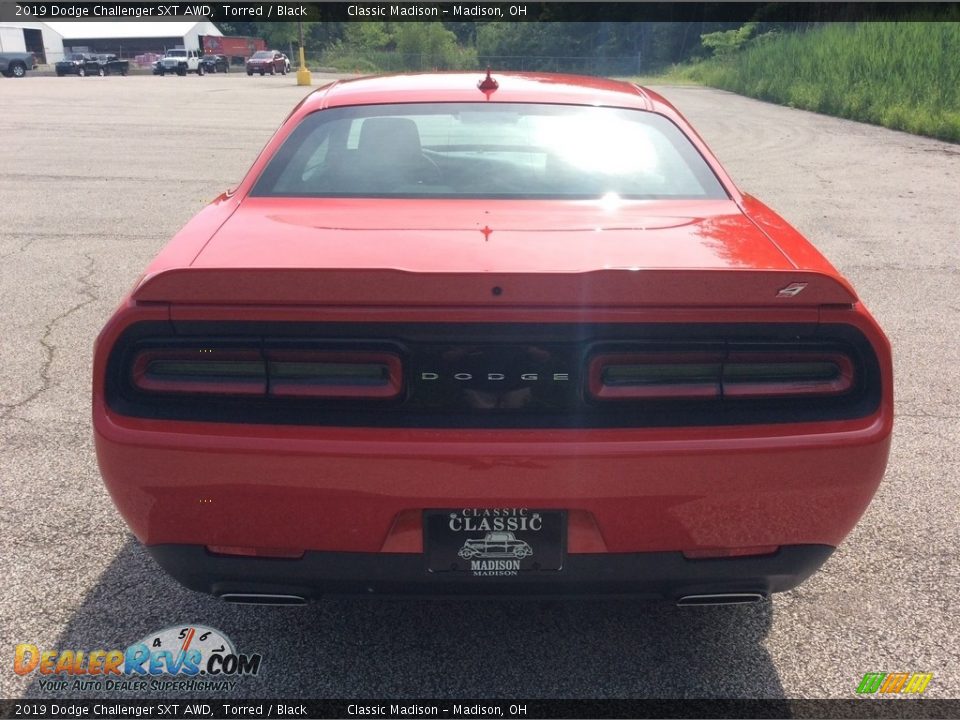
[2,699,959,720]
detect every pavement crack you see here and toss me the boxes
[0,236,39,261]
[0,254,100,420]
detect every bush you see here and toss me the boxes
[687,21,960,142]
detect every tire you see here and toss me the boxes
[78,66,86,77]
[159,68,165,76]
[247,70,253,76]
[98,67,105,77]
[259,70,265,76]
[10,62,26,78]
[121,68,127,76]
[197,64,205,76]
[223,64,229,73]
[178,66,186,76]
[269,66,275,75]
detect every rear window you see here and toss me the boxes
[251,103,728,200]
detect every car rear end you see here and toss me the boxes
[93,77,892,604]
[94,288,890,603]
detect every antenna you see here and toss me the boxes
[477,68,499,92]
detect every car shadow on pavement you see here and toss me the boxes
[24,538,786,700]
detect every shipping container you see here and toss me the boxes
[200,35,266,64]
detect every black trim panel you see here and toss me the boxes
[146,543,835,599]
[105,322,882,428]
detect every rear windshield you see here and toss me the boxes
[251,103,728,200]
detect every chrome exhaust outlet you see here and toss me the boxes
[219,593,307,606]
[676,593,766,607]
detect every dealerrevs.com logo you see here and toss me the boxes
[14,625,261,693]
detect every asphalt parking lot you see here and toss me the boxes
[1,73,958,700]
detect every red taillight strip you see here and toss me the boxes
[130,348,403,400]
[588,350,855,401]
[587,352,723,400]
[265,351,403,399]
[721,352,854,398]
[131,349,266,395]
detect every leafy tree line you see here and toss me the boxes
[215,21,797,73]
[217,13,957,77]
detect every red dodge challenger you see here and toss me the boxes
[93,73,892,605]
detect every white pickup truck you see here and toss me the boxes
[157,47,204,76]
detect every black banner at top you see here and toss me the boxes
[3,2,960,24]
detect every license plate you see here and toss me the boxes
[425,509,566,574]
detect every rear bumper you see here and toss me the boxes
[148,543,834,599]
[96,412,891,555]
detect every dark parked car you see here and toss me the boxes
[56,54,129,77]
[246,50,286,76]
[200,54,229,73]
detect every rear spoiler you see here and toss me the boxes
[133,268,858,307]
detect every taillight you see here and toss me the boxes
[266,351,403,399]
[588,352,723,400]
[131,349,266,395]
[721,352,854,398]
[588,348,855,401]
[130,347,403,399]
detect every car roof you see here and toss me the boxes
[302,72,677,114]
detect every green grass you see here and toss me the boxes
[683,22,960,143]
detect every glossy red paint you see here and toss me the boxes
[94,73,893,597]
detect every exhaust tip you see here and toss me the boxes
[676,593,766,607]
[219,593,307,606]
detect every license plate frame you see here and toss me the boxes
[424,509,566,574]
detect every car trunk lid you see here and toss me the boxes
[133,198,857,306]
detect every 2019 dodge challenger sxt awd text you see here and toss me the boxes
[93,72,892,605]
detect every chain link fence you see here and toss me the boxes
[311,51,641,77]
